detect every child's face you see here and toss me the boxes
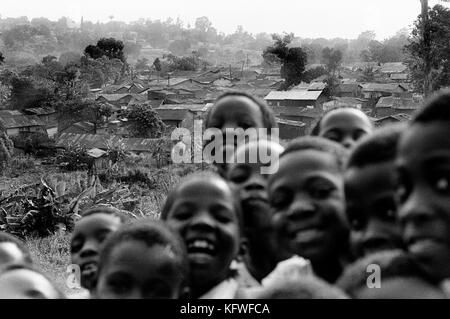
[207,96,265,174]
[207,96,265,132]
[70,213,122,289]
[164,178,241,293]
[0,269,60,299]
[396,122,450,280]
[96,241,183,299]
[319,109,373,149]
[227,142,282,232]
[268,150,348,264]
[345,162,403,258]
[0,243,27,266]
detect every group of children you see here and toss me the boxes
[1,90,450,299]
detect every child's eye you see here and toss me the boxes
[70,239,83,254]
[171,207,194,221]
[310,182,335,199]
[212,207,234,223]
[270,189,292,210]
[433,176,450,193]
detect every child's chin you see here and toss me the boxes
[188,252,216,266]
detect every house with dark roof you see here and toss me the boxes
[323,97,369,111]
[153,104,212,132]
[291,82,327,91]
[276,118,306,140]
[374,113,411,127]
[375,96,423,117]
[335,83,363,98]
[362,83,408,99]
[96,94,147,107]
[0,111,46,137]
[270,105,322,132]
[23,107,58,137]
[264,90,327,109]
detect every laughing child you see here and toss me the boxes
[161,173,246,298]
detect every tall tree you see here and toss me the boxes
[263,33,307,89]
[406,3,450,94]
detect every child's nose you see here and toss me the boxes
[79,240,98,257]
[287,196,315,220]
[191,210,215,228]
[341,136,355,149]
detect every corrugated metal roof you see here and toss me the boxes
[362,83,407,92]
[264,90,323,101]
[155,109,190,121]
[0,112,45,129]
[271,106,322,118]
[23,107,56,116]
[276,118,306,127]
[376,96,423,109]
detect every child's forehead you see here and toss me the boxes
[75,213,121,231]
[280,149,339,171]
[177,178,232,197]
[212,96,262,116]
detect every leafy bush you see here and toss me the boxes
[56,143,93,171]
[0,178,82,238]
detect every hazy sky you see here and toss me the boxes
[2,0,449,39]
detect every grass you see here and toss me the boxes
[25,232,80,296]
[1,155,206,297]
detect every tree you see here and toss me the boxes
[153,58,162,82]
[0,52,4,65]
[263,33,307,89]
[84,38,126,63]
[303,66,327,83]
[195,16,212,33]
[124,103,165,138]
[321,48,343,97]
[406,3,450,94]
[322,47,343,77]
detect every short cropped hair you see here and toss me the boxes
[0,263,66,299]
[336,250,439,297]
[310,106,372,136]
[0,232,33,265]
[98,219,188,280]
[160,172,244,233]
[413,90,450,124]
[346,123,405,169]
[281,136,349,172]
[81,205,131,223]
[205,90,278,130]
